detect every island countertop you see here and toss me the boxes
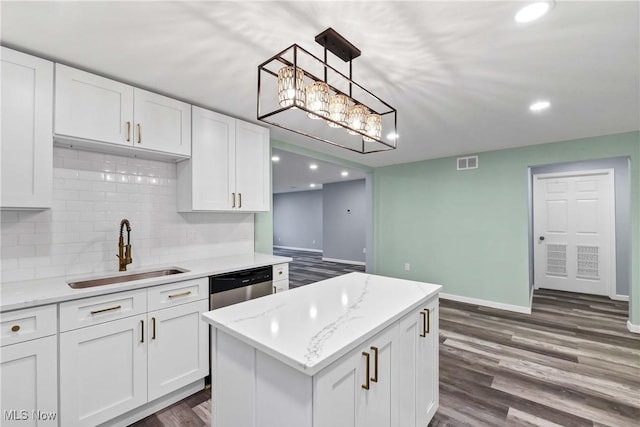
[202,272,441,376]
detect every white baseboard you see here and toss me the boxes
[627,320,640,334]
[440,292,532,314]
[273,245,322,253]
[322,257,366,266]
[610,294,629,302]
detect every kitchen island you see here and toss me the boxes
[202,272,441,427]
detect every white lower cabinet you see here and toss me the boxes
[59,279,209,426]
[272,263,289,293]
[0,305,58,426]
[147,299,209,401]
[314,325,397,427]
[59,314,148,427]
[397,299,439,426]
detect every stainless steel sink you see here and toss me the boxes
[68,268,188,289]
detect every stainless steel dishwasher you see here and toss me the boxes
[209,266,273,310]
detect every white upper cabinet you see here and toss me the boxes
[1,47,53,209]
[54,63,133,146]
[133,88,191,157]
[177,106,270,212]
[54,64,190,159]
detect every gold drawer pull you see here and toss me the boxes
[140,320,144,343]
[152,317,156,340]
[91,305,122,315]
[11,325,20,332]
[420,308,430,337]
[126,121,131,142]
[168,290,191,299]
[238,193,242,208]
[273,286,276,293]
[370,346,379,383]
[137,123,142,143]
[362,351,370,390]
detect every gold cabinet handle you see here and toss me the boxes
[370,346,379,383]
[126,121,131,142]
[232,193,236,208]
[137,123,142,144]
[140,319,145,343]
[152,317,156,340]
[11,325,20,332]
[420,308,430,337]
[168,290,191,299]
[238,193,242,208]
[362,351,370,390]
[91,305,122,315]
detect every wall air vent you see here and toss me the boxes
[457,155,478,170]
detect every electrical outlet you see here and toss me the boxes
[404,263,410,271]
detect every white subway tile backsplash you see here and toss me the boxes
[1,147,254,282]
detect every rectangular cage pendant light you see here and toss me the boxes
[257,28,397,154]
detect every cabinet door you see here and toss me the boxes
[235,120,270,212]
[418,300,439,424]
[397,300,439,427]
[133,88,191,157]
[1,47,53,209]
[359,326,397,427]
[190,106,235,210]
[147,299,209,401]
[314,325,396,427]
[1,336,58,426]
[313,347,364,427]
[54,64,134,146]
[59,314,147,427]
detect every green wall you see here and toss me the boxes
[373,132,640,321]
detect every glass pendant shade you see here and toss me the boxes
[278,66,305,108]
[363,113,382,142]
[327,94,350,128]
[347,104,369,135]
[305,81,330,119]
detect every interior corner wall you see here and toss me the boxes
[373,131,640,316]
[273,190,323,251]
[323,179,366,263]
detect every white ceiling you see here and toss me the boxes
[271,148,367,193]
[2,1,638,168]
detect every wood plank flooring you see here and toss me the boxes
[272,247,365,288]
[130,254,639,426]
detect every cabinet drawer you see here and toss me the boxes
[0,305,57,347]
[147,278,208,311]
[60,289,147,332]
[273,263,289,281]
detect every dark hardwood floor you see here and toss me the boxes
[131,253,639,426]
[272,247,366,288]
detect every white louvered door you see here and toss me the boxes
[533,170,615,296]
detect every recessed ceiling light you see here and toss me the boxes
[271,155,280,162]
[515,2,552,23]
[341,171,349,177]
[309,164,318,170]
[529,100,551,112]
[309,183,316,188]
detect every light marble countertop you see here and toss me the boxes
[202,272,441,376]
[0,252,291,312]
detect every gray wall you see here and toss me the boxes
[323,180,366,263]
[529,157,631,297]
[273,190,323,251]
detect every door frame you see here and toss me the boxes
[532,168,617,298]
